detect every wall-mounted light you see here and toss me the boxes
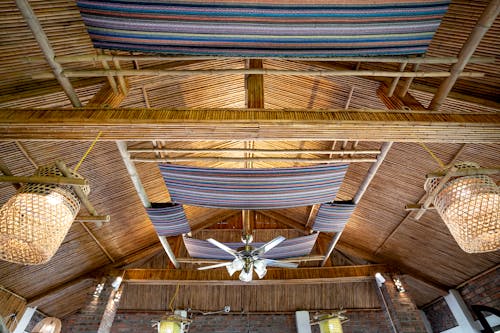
[111,276,123,290]
[374,272,386,287]
[393,277,406,293]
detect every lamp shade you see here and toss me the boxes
[158,319,181,333]
[0,164,88,264]
[425,162,499,253]
[319,317,343,333]
[32,317,62,333]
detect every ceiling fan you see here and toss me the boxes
[198,235,298,282]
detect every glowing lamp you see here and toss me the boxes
[319,317,343,333]
[158,319,181,333]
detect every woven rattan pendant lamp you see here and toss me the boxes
[0,163,89,265]
[425,162,499,253]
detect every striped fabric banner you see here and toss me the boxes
[184,233,318,259]
[146,203,191,236]
[313,202,357,232]
[77,0,449,57]
[160,164,348,209]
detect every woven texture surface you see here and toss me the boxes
[77,0,449,57]
[0,164,85,264]
[160,164,348,209]
[426,162,499,253]
[184,233,318,260]
[313,202,356,232]
[146,203,191,236]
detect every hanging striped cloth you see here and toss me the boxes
[184,233,318,260]
[146,203,191,236]
[312,201,357,232]
[76,0,449,57]
[160,164,348,209]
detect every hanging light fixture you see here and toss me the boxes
[32,317,62,333]
[425,162,499,253]
[319,317,343,333]
[157,316,182,333]
[312,311,348,333]
[0,163,88,264]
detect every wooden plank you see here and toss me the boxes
[246,59,264,109]
[124,264,391,285]
[259,211,312,235]
[190,211,241,234]
[336,242,450,295]
[26,276,94,307]
[1,107,498,142]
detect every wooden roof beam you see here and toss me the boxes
[1,107,498,142]
[429,0,500,111]
[124,264,391,286]
[259,210,312,235]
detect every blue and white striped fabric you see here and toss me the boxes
[184,233,318,259]
[146,203,191,236]
[312,202,357,232]
[160,164,348,209]
[76,0,449,57]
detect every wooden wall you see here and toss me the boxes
[0,288,26,331]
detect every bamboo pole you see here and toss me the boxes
[399,63,420,97]
[429,0,500,111]
[33,69,485,79]
[0,161,20,190]
[14,0,82,107]
[78,222,115,263]
[130,157,378,163]
[75,215,111,223]
[128,148,381,155]
[98,57,118,94]
[387,62,408,97]
[321,142,393,267]
[54,160,105,229]
[426,167,499,178]
[0,175,88,186]
[112,59,128,94]
[116,141,180,269]
[26,55,495,64]
[414,165,459,220]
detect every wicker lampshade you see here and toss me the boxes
[32,317,62,333]
[0,164,89,265]
[425,162,499,253]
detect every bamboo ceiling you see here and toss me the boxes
[0,0,498,319]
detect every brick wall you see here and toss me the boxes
[379,275,428,333]
[108,310,391,333]
[422,267,499,333]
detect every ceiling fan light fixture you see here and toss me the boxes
[239,264,253,282]
[253,259,267,279]
[226,258,244,276]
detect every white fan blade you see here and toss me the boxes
[254,236,286,255]
[198,262,232,271]
[207,238,238,258]
[264,259,298,268]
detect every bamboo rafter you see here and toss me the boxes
[32,68,485,79]
[1,107,499,143]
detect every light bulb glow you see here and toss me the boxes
[253,259,267,279]
[158,320,181,333]
[239,265,253,282]
[319,317,343,333]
